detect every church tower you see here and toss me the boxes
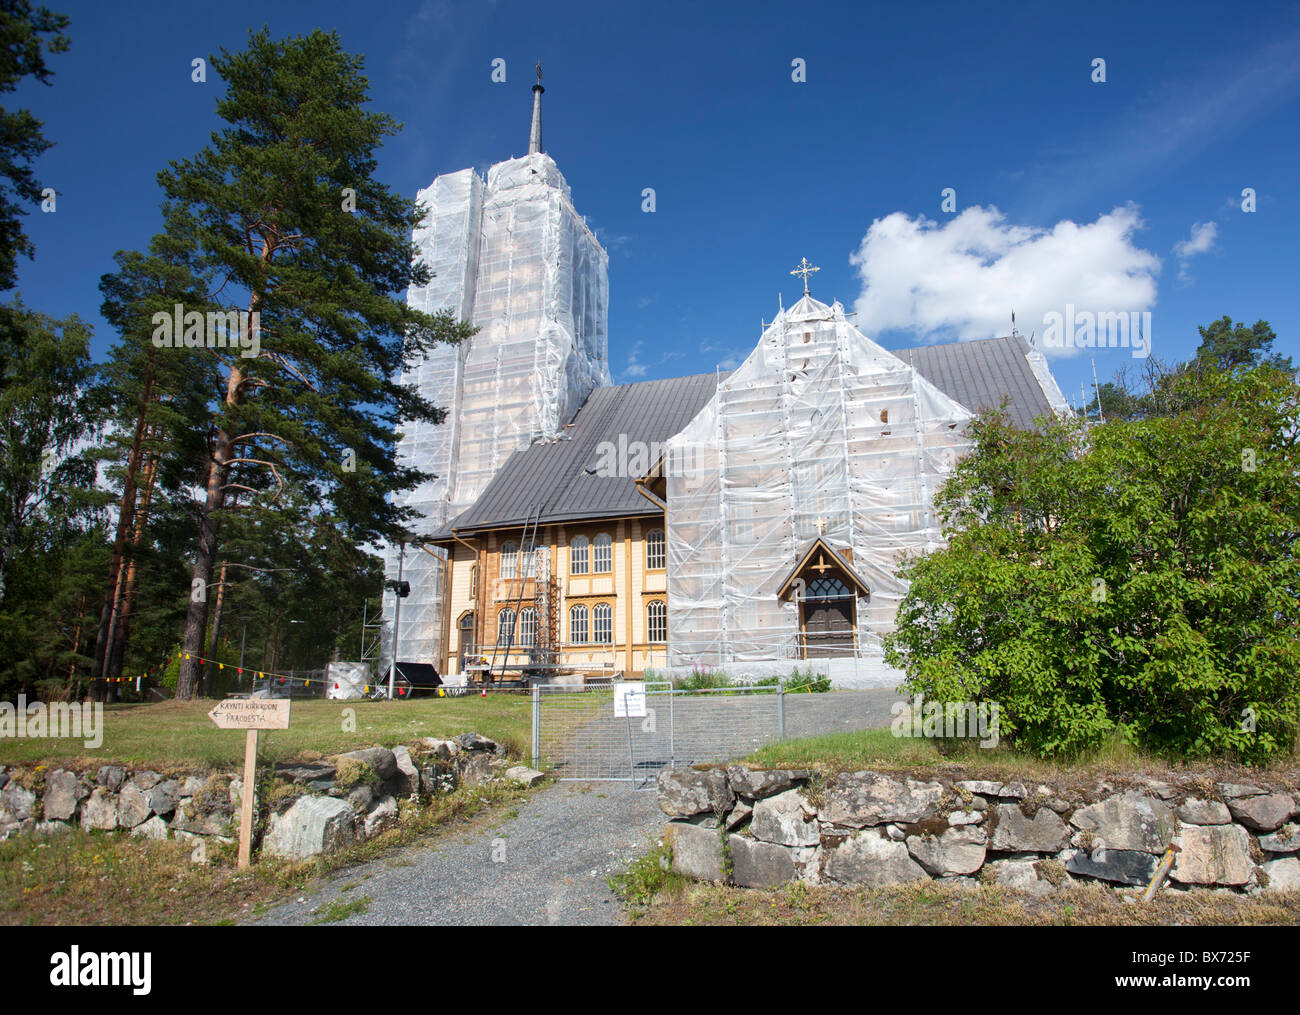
[387,68,611,669]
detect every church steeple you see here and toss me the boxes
[529,62,544,154]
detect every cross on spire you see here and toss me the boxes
[790,257,820,295]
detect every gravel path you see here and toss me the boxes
[250,781,666,927]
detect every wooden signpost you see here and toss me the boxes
[208,699,291,868]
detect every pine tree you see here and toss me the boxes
[155,29,472,699]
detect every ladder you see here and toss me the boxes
[487,505,541,679]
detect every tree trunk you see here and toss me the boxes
[203,560,230,696]
[107,442,159,684]
[89,361,155,701]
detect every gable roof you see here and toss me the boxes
[776,538,872,601]
[435,372,721,536]
[893,335,1056,431]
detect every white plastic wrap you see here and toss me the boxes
[326,661,373,700]
[664,295,974,687]
[386,153,609,667]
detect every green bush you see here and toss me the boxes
[884,364,1300,764]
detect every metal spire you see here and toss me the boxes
[529,62,544,155]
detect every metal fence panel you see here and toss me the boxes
[534,683,895,785]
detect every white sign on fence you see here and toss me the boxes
[613,681,646,718]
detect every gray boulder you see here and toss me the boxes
[1176,798,1231,825]
[991,804,1069,852]
[420,738,459,759]
[907,826,987,876]
[1172,823,1253,886]
[42,770,87,822]
[1218,782,1265,800]
[361,795,399,839]
[985,859,1057,896]
[729,835,795,888]
[420,762,457,794]
[80,788,119,831]
[131,815,171,841]
[338,747,397,781]
[1,781,35,821]
[666,821,725,881]
[97,765,127,792]
[819,771,943,827]
[132,770,162,791]
[825,830,927,886]
[657,768,734,819]
[1225,792,1295,833]
[456,752,493,786]
[274,762,336,785]
[751,788,820,847]
[1257,823,1300,854]
[262,795,355,859]
[390,746,421,796]
[1069,791,1175,853]
[1065,846,1159,886]
[148,779,181,817]
[117,783,152,828]
[726,767,810,800]
[505,765,545,788]
[1262,857,1300,892]
[455,732,498,753]
[170,809,233,837]
[956,780,1003,797]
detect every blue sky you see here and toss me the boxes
[12,0,1300,407]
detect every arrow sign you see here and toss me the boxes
[208,698,291,869]
[208,698,291,730]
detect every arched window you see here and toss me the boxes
[458,612,476,655]
[806,577,852,601]
[647,600,667,643]
[593,602,612,644]
[497,608,516,645]
[569,535,589,575]
[500,541,518,579]
[569,604,589,644]
[646,528,666,570]
[518,608,536,647]
[593,532,612,573]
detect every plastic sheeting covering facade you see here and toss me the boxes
[663,295,975,688]
[385,153,610,667]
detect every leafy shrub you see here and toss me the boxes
[885,365,1300,763]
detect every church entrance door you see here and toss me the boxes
[800,577,855,658]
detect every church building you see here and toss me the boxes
[388,74,1071,687]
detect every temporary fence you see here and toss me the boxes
[531,679,894,785]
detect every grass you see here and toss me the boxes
[0,695,531,771]
[309,895,371,924]
[631,879,1300,926]
[739,727,1300,786]
[0,777,534,925]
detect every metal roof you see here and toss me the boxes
[436,335,1060,537]
[436,372,722,536]
[893,334,1055,431]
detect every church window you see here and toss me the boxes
[593,602,612,644]
[497,608,516,645]
[646,528,666,570]
[519,608,536,647]
[647,600,667,643]
[570,604,589,644]
[593,533,612,573]
[500,541,518,579]
[570,535,589,575]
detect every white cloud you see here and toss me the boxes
[621,340,647,379]
[850,204,1161,354]
[1173,220,1218,282]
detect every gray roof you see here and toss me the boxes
[439,372,722,535]
[438,335,1060,536]
[893,335,1054,431]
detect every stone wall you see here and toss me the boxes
[0,732,544,860]
[658,767,1300,895]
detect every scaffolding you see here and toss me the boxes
[663,294,975,686]
[386,152,609,668]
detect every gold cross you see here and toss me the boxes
[812,554,832,575]
[790,257,820,295]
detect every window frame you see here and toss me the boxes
[593,602,612,644]
[646,600,667,643]
[569,603,589,644]
[592,532,612,574]
[569,534,589,575]
[646,528,666,571]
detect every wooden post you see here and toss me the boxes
[239,729,258,869]
[208,698,290,869]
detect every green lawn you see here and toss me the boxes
[0,695,531,771]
